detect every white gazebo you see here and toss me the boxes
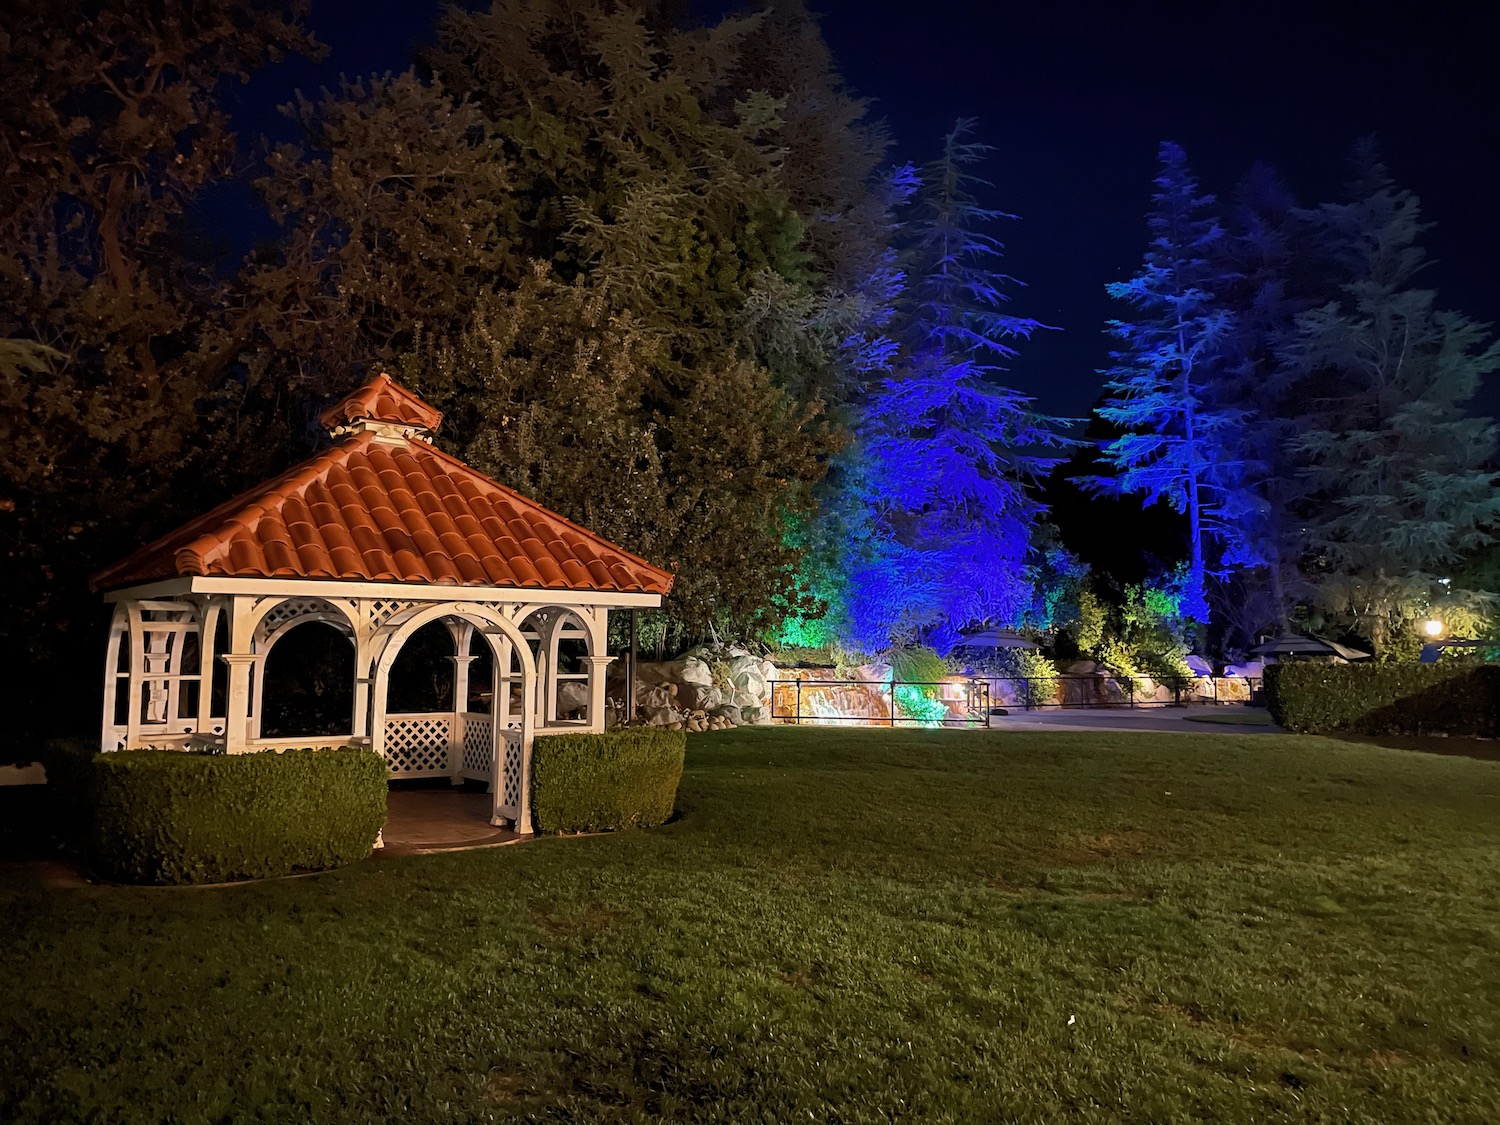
[90,373,673,832]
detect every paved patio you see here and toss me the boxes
[379,787,527,855]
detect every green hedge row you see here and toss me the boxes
[1265,662,1500,736]
[531,729,686,834]
[90,747,388,885]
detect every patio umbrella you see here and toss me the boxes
[956,628,1037,650]
[1247,634,1371,661]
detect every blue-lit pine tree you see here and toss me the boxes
[847,120,1067,652]
[1209,162,1322,640]
[1095,141,1246,625]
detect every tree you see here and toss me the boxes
[0,0,318,743]
[1095,142,1247,625]
[254,0,862,636]
[1205,161,1325,644]
[846,121,1066,652]
[1278,147,1500,647]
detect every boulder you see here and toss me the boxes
[679,657,715,688]
[1065,661,1098,675]
[679,682,723,712]
[556,680,589,718]
[1184,654,1214,677]
[1223,661,1264,679]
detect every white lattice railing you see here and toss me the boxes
[382,713,453,776]
[461,713,493,780]
[496,729,523,821]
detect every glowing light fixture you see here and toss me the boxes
[1423,618,1444,637]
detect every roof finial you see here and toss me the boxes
[318,372,444,443]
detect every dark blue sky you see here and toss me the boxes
[228,0,1500,422]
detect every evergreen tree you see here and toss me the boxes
[0,0,318,743]
[1095,142,1248,625]
[254,0,863,637]
[847,121,1066,652]
[1278,147,1500,646]
[1207,162,1323,642]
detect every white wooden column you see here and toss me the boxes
[222,655,258,754]
[582,655,615,733]
[124,604,146,749]
[196,600,223,737]
[449,653,476,784]
[223,596,258,754]
[100,606,128,751]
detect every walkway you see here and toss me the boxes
[985,706,1283,735]
[379,788,527,856]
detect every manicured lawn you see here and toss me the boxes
[4,728,1500,1123]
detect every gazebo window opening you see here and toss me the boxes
[518,607,599,730]
[387,621,455,714]
[114,602,209,744]
[257,620,356,739]
[552,632,592,724]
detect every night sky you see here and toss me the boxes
[228,0,1500,423]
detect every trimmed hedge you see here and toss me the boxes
[1265,662,1500,736]
[531,729,686,834]
[90,747,388,885]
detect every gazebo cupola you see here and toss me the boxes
[91,373,674,832]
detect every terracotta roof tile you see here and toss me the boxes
[93,377,672,596]
[318,372,444,434]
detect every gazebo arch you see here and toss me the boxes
[372,602,538,829]
[90,372,674,832]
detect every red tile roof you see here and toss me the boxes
[318,371,444,434]
[92,377,674,596]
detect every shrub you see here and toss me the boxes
[888,645,947,685]
[531,729,686,834]
[1265,663,1500,736]
[90,747,388,885]
[42,737,100,847]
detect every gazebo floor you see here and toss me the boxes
[378,788,528,855]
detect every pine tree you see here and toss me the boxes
[1278,147,1500,646]
[1208,162,1323,640]
[255,0,861,637]
[847,121,1066,652]
[1095,142,1247,625]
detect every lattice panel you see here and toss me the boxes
[368,599,418,629]
[259,597,341,634]
[382,716,452,775]
[501,734,523,810]
[462,717,493,776]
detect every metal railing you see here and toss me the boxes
[768,674,1263,724]
[991,674,1264,709]
[769,680,992,727]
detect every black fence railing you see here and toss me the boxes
[768,675,1263,724]
[998,674,1264,709]
[768,680,992,727]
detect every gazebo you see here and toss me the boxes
[90,373,673,833]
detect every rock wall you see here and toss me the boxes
[610,646,780,728]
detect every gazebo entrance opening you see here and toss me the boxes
[377,614,527,794]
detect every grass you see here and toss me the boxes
[1183,709,1277,726]
[4,728,1500,1123]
